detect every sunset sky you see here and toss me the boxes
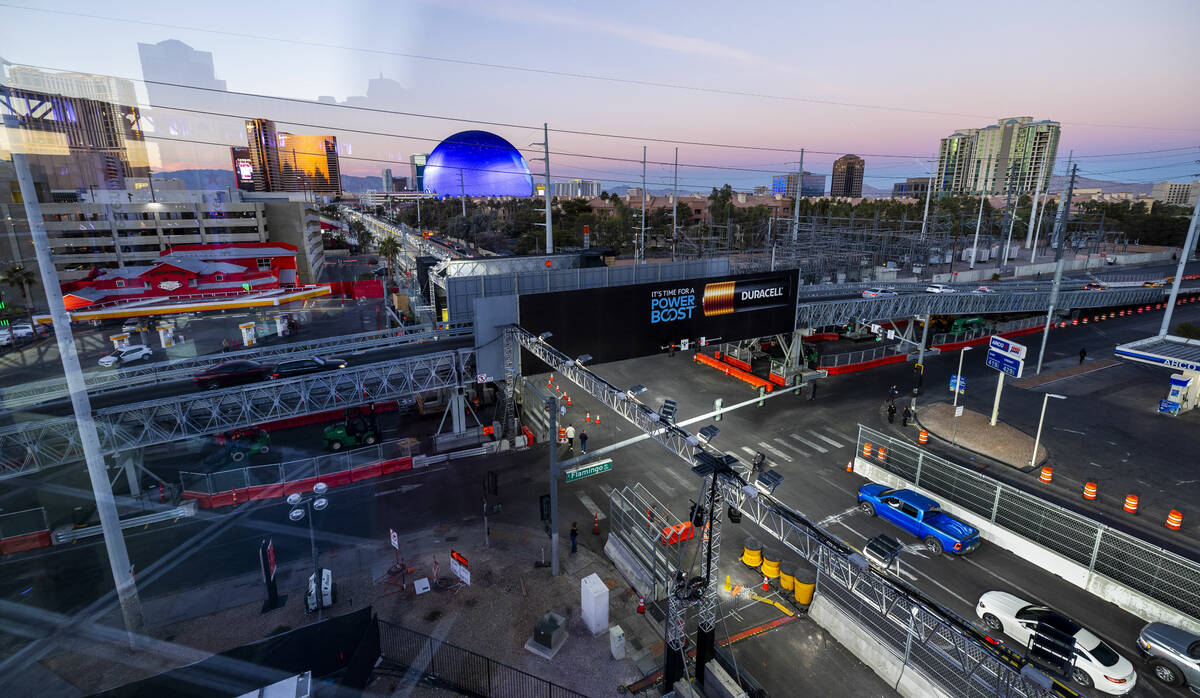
[2,0,1198,191]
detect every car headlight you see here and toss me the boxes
[1137,638,1150,651]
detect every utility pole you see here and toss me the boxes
[1159,188,1200,336]
[640,146,647,264]
[920,157,936,239]
[547,396,560,577]
[7,119,144,645]
[1035,162,1078,375]
[535,123,553,254]
[671,147,678,262]
[1000,160,1019,269]
[458,169,466,218]
[1025,153,1048,249]
[969,155,992,269]
[790,149,805,242]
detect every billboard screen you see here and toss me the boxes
[230,146,254,191]
[518,270,798,364]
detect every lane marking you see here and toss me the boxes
[1052,427,1086,435]
[821,425,857,442]
[774,437,809,457]
[816,506,859,527]
[373,484,423,497]
[832,521,974,607]
[662,467,694,490]
[811,431,844,448]
[790,433,827,453]
[740,446,760,458]
[758,441,794,462]
[577,493,607,520]
[642,469,677,496]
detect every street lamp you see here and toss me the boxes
[1030,394,1066,468]
[951,347,972,444]
[287,482,330,616]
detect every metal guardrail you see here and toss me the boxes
[51,501,196,544]
[181,438,417,495]
[818,343,905,368]
[930,315,1047,346]
[0,507,47,538]
[856,425,1200,620]
[0,349,470,478]
[378,620,590,698]
[0,322,473,410]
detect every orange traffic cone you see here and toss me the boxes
[761,575,769,592]
[593,512,600,535]
[586,412,591,423]
[845,460,853,473]
[595,414,600,424]
[566,394,572,406]
[637,595,645,614]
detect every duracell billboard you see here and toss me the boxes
[518,270,799,364]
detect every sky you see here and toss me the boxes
[1,0,1198,192]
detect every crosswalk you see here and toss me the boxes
[566,423,860,520]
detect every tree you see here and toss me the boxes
[0,264,38,344]
[376,235,401,289]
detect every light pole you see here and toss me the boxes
[950,346,972,444]
[1030,394,1066,468]
[287,482,330,618]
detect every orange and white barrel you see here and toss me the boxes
[1082,482,1098,500]
[1165,510,1183,531]
[1123,494,1139,514]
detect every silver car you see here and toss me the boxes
[1137,622,1200,692]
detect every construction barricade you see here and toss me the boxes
[741,537,763,567]
[761,549,781,579]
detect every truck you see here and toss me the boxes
[856,484,981,555]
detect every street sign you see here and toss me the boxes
[986,349,1025,378]
[949,374,966,393]
[389,528,399,551]
[680,338,689,351]
[565,458,613,483]
[988,336,1027,360]
[886,329,896,340]
[450,549,471,585]
[955,405,964,417]
[476,373,492,383]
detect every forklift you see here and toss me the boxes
[323,405,380,451]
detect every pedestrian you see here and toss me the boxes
[570,521,578,554]
[752,451,766,473]
[887,402,896,424]
[221,338,231,353]
[888,384,899,402]
[566,424,576,452]
[1079,347,1087,365]
[902,406,912,427]
[809,381,817,401]
[579,430,588,454]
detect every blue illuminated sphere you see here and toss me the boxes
[424,130,533,197]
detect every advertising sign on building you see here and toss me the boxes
[518,271,800,363]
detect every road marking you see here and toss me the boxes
[643,469,677,496]
[662,467,694,491]
[816,506,859,527]
[811,431,844,448]
[1177,479,1199,486]
[1088,462,1104,468]
[790,433,827,453]
[821,425,857,442]
[1052,427,1086,435]
[577,493,607,520]
[372,484,424,497]
[774,437,809,457]
[833,520,973,606]
[758,441,793,462]
[740,446,760,458]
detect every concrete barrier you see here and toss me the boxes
[854,456,1200,634]
[810,593,951,698]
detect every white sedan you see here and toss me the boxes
[976,591,1137,694]
[925,284,956,294]
[99,344,153,367]
[861,288,898,298]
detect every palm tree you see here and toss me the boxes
[377,235,401,290]
[0,265,38,345]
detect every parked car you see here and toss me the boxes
[10,323,48,338]
[1084,282,1105,291]
[99,344,153,367]
[1137,622,1200,692]
[861,288,898,298]
[270,355,349,379]
[1142,281,1166,288]
[121,320,142,334]
[925,284,956,294]
[192,360,274,390]
[976,591,1137,693]
[972,286,996,294]
[856,485,981,555]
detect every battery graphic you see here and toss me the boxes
[702,277,789,317]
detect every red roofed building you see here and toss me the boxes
[62,242,299,310]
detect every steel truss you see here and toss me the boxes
[796,287,1167,329]
[0,350,472,478]
[1,323,473,410]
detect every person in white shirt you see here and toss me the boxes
[565,424,576,452]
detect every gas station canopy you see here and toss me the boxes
[1115,334,1200,372]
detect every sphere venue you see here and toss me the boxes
[423,130,534,198]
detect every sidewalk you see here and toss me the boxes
[916,401,1044,471]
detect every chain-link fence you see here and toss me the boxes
[857,425,1200,619]
[931,315,1046,346]
[0,507,47,538]
[181,438,415,495]
[818,343,906,368]
[377,620,589,698]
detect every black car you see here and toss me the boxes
[269,355,349,379]
[193,360,275,390]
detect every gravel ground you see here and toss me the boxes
[916,401,1045,469]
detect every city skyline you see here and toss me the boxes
[1,1,1198,193]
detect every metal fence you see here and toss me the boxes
[818,343,906,368]
[0,507,47,538]
[180,438,416,495]
[856,425,1200,620]
[931,315,1047,346]
[377,620,590,698]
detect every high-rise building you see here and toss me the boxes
[383,169,394,193]
[230,147,255,191]
[410,153,428,192]
[830,155,865,197]
[552,179,602,198]
[753,185,770,196]
[137,39,227,93]
[934,117,1059,196]
[243,118,341,194]
[0,63,152,191]
[771,171,825,198]
[891,177,931,199]
[1150,180,1200,206]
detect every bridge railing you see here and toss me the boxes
[818,344,905,368]
[930,315,1047,346]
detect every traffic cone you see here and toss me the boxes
[586,411,591,423]
[845,460,853,473]
[593,512,600,535]
[723,574,731,592]
[637,595,645,614]
[566,395,572,406]
[761,575,769,592]
[595,413,600,425]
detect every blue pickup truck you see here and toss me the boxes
[856,484,982,555]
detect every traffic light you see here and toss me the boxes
[539,494,551,522]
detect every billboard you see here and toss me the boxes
[518,270,799,364]
[230,146,254,191]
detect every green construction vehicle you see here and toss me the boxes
[949,317,988,334]
[323,413,379,451]
[224,427,271,462]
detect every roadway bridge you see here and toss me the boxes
[0,322,473,411]
[0,348,474,478]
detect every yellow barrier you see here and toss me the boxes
[779,564,796,591]
[741,537,763,567]
[793,561,816,607]
[760,548,781,579]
